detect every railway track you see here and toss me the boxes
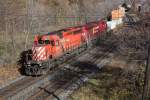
[27,46,114,100]
[0,44,90,100]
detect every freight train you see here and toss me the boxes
[24,20,107,75]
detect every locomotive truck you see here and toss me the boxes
[24,20,107,75]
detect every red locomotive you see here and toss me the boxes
[24,20,107,75]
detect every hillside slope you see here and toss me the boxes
[0,0,124,65]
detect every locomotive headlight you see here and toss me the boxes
[27,61,31,65]
[39,63,42,67]
[27,65,31,67]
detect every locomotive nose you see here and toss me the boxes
[32,46,47,61]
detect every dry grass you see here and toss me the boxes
[0,65,21,88]
[69,56,145,100]
[0,32,34,65]
[108,56,143,72]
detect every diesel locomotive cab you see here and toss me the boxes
[25,35,55,75]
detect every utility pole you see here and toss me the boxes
[142,43,150,100]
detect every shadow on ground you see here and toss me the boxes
[71,61,101,73]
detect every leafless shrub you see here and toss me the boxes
[104,18,149,61]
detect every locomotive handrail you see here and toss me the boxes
[25,53,32,63]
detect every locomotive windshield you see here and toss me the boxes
[38,38,55,46]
